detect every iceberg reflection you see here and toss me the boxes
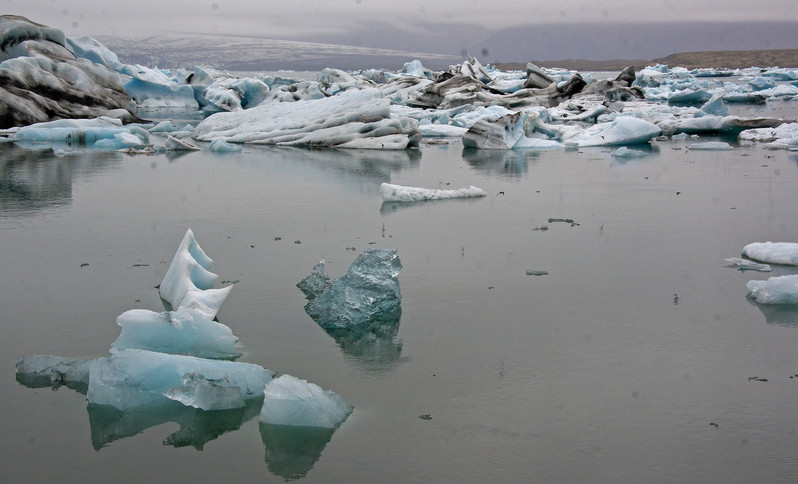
[260,423,336,481]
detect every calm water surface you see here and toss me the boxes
[1,127,797,482]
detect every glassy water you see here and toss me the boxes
[2,131,797,482]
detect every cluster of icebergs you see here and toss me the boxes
[3,14,797,154]
[733,242,798,305]
[16,230,356,455]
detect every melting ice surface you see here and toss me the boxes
[260,375,353,429]
[87,349,274,411]
[300,249,402,330]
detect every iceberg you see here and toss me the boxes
[120,64,199,109]
[562,117,661,147]
[0,15,136,128]
[747,275,798,305]
[87,349,273,411]
[741,242,798,266]
[208,139,243,152]
[259,375,353,429]
[302,249,402,330]
[159,229,233,319]
[380,182,487,202]
[111,307,241,359]
[193,88,420,149]
[612,147,649,158]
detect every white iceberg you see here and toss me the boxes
[562,117,661,147]
[193,88,420,149]
[159,229,233,319]
[741,242,798,266]
[380,183,487,202]
[87,349,273,410]
[12,117,150,150]
[259,375,353,429]
[747,275,798,305]
[612,147,649,158]
[111,307,241,359]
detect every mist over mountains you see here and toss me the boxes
[100,21,798,71]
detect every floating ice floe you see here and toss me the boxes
[193,88,420,149]
[88,349,274,411]
[561,116,662,147]
[380,182,487,202]
[15,355,92,390]
[741,242,798,266]
[259,375,353,429]
[739,123,798,150]
[159,229,234,319]
[12,117,150,150]
[612,147,649,158]
[209,139,243,152]
[111,307,241,359]
[724,258,772,272]
[300,249,402,330]
[687,141,734,150]
[747,275,798,305]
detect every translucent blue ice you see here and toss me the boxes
[302,249,402,330]
[259,375,353,428]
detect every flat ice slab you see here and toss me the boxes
[259,375,353,428]
[747,275,798,305]
[87,349,273,410]
[380,182,487,202]
[724,258,772,272]
[741,242,798,266]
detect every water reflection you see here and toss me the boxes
[87,398,262,451]
[380,196,485,215]
[259,423,336,481]
[748,297,798,326]
[324,319,402,371]
[462,148,532,177]
[0,144,122,218]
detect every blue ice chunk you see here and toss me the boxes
[208,139,243,152]
[111,308,241,359]
[302,249,402,330]
[296,260,331,299]
[162,371,246,411]
[15,355,92,390]
[87,349,273,410]
[259,375,353,429]
[747,275,798,305]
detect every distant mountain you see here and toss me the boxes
[465,21,798,64]
[96,33,459,71]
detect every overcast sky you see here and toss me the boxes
[6,0,798,39]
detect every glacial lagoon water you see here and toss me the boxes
[2,121,798,482]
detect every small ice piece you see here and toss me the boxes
[724,258,772,272]
[259,375,353,429]
[747,275,798,304]
[687,141,733,150]
[164,135,200,151]
[303,249,402,330]
[296,260,332,299]
[159,229,233,319]
[208,139,243,152]
[162,372,245,411]
[15,355,92,390]
[741,242,798,266]
[111,307,241,359]
[87,349,273,410]
[612,146,649,158]
[380,183,487,202]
